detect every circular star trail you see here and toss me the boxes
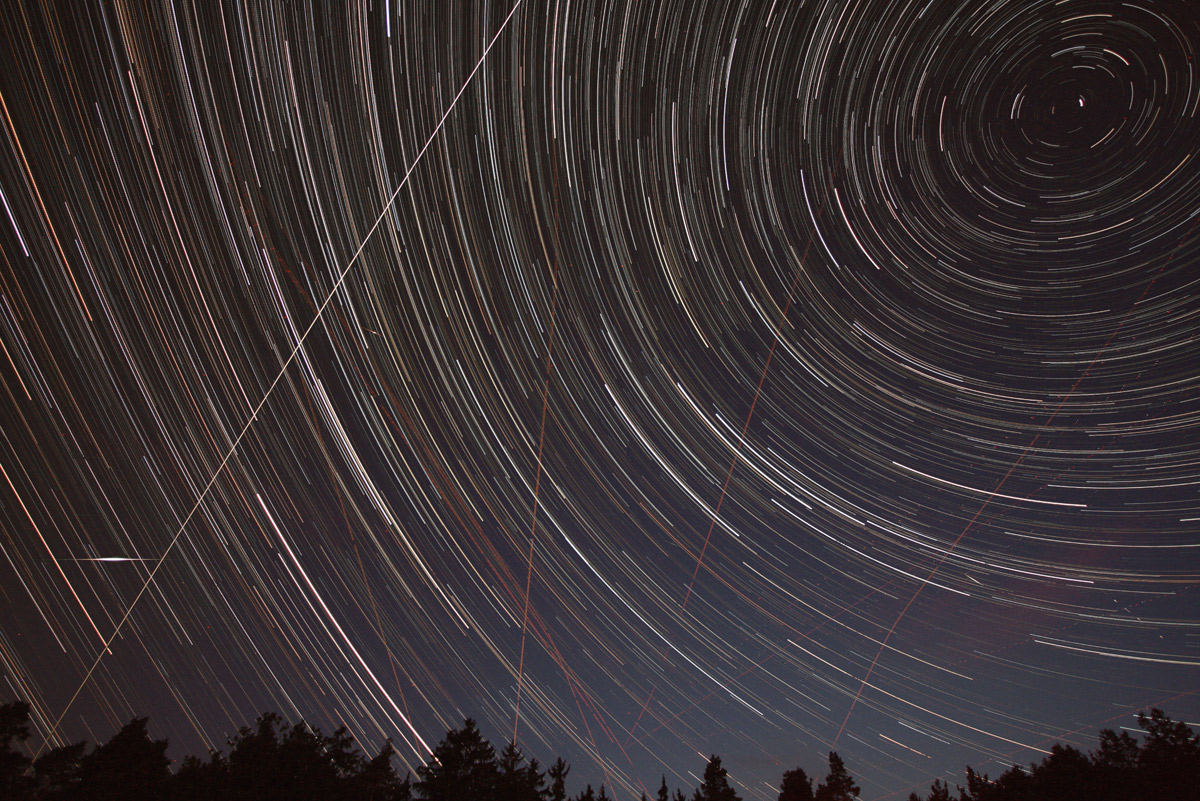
[1,1,1198,798]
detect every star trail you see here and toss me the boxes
[1,1,1198,799]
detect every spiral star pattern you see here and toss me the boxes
[1,1,1198,798]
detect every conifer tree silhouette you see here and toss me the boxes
[814,752,859,801]
[416,718,500,801]
[692,755,742,801]
[777,766,815,801]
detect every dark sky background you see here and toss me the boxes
[1,0,1199,798]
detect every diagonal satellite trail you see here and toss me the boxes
[4,3,1199,797]
[38,0,526,757]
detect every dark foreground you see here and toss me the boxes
[2,702,1197,801]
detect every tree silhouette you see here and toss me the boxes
[960,766,991,801]
[988,764,1034,801]
[692,755,742,801]
[942,710,1200,801]
[913,778,954,801]
[220,711,366,801]
[415,718,500,801]
[1092,727,1139,772]
[29,740,86,801]
[814,752,859,801]
[0,701,35,801]
[496,741,547,801]
[1028,744,1093,801]
[548,757,571,801]
[169,750,229,801]
[75,717,170,801]
[1087,728,1140,801]
[355,740,412,801]
[1136,707,1200,799]
[656,775,671,801]
[777,766,815,801]
[5,697,1200,801]
[928,778,954,801]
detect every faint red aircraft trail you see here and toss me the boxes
[513,150,562,747]
[627,168,833,745]
[834,211,1200,745]
[631,579,900,746]
[508,96,631,799]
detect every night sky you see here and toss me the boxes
[2,0,1199,798]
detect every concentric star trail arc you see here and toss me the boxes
[1,2,1198,799]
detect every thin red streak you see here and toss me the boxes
[513,263,559,744]
[628,174,831,744]
[634,580,897,745]
[514,81,563,745]
[835,212,1200,744]
[681,227,816,609]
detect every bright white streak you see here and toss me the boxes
[257,494,433,755]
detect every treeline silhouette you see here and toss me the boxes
[2,701,1197,801]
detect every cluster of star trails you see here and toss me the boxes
[1,1,1198,799]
